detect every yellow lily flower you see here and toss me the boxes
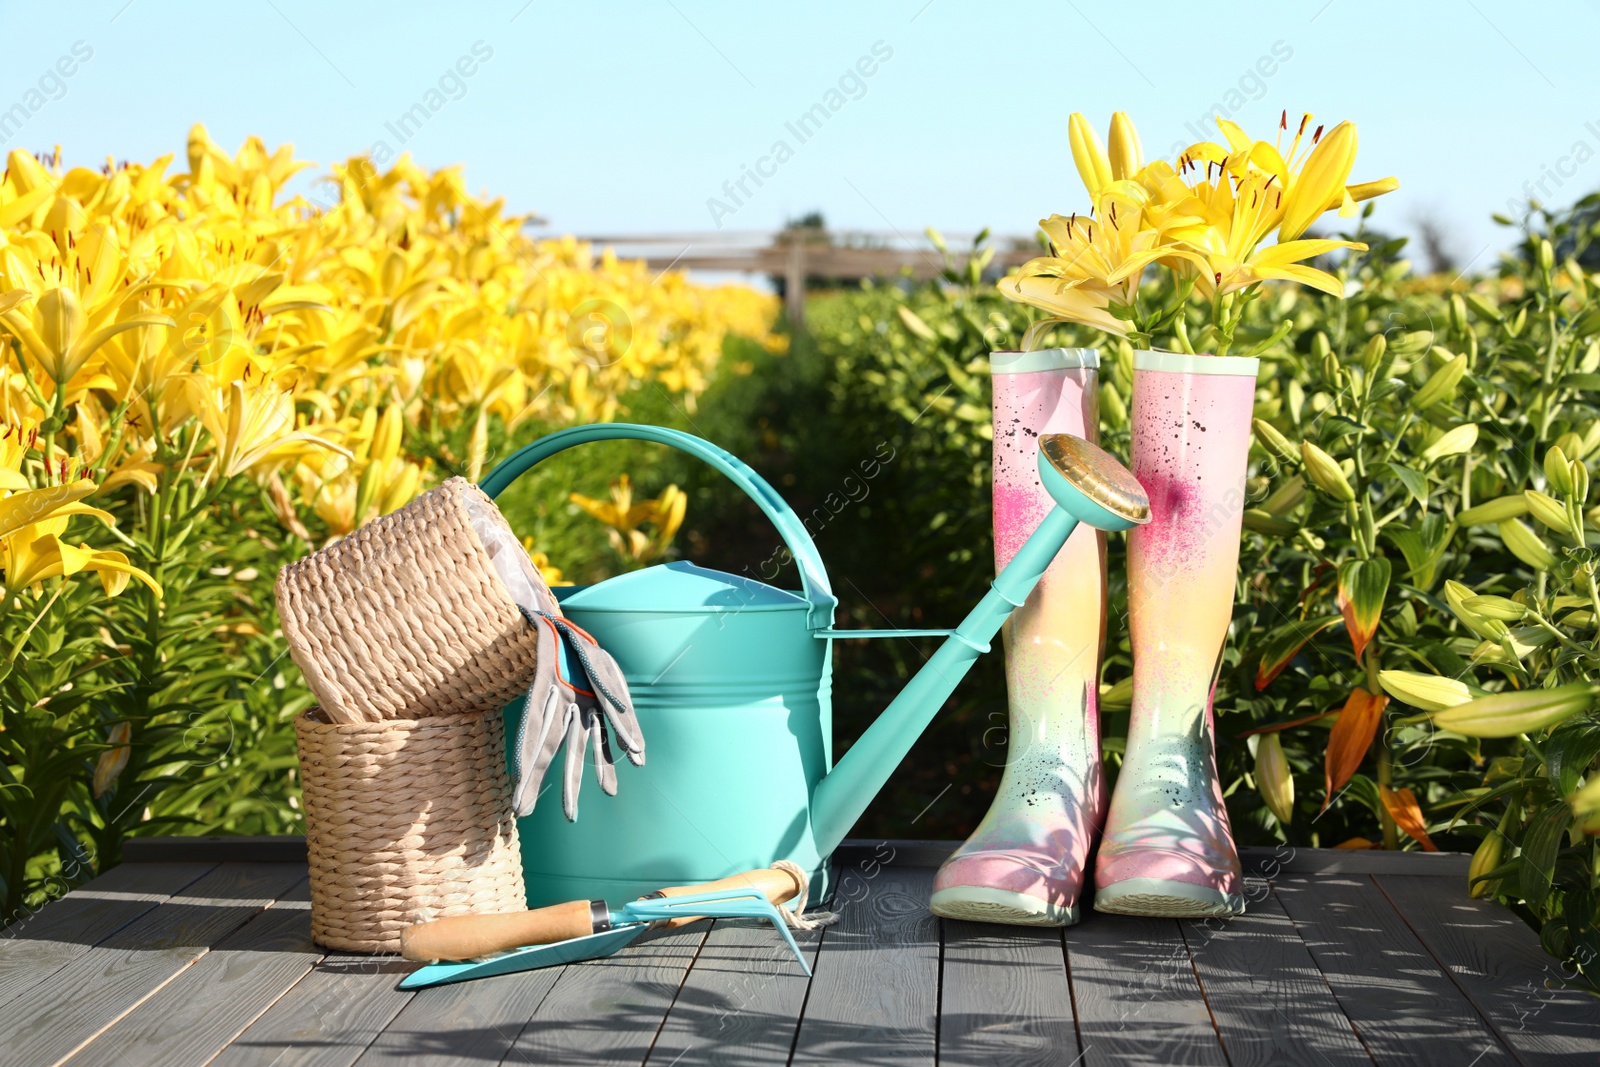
[998,182,1205,340]
[0,480,160,599]
[570,475,688,565]
[0,480,113,540]
[0,286,175,386]
[1166,119,1378,299]
[195,379,349,480]
[2,520,161,599]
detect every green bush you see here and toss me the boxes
[681,218,1600,991]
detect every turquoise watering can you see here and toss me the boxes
[481,424,1148,907]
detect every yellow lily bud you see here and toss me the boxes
[1498,518,1557,571]
[1107,111,1143,180]
[92,721,133,798]
[1566,257,1589,301]
[1378,670,1472,712]
[1537,238,1554,273]
[1445,579,1505,641]
[1420,423,1478,465]
[466,410,488,483]
[1524,490,1570,533]
[1252,418,1298,464]
[1099,676,1133,711]
[1412,354,1468,410]
[1554,431,1586,460]
[380,461,423,515]
[1347,176,1399,202]
[1545,445,1574,497]
[1263,475,1306,516]
[1280,121,1358,240]
[1468,830,1504,899]
[371,404,404,466]
[1100,383,1127,428]
[1067,113,1112,196]
[1583,421,1600,458]
[1302,441,1355,501]
[1430,682,1597,738]
[1242,509,1297,536]
[1572,460,1590,505]
[1391,329,1434,355]
[1361,334,1386,375]
[1449,294,1468,334]
[1465,293,1502,324]
[1463,595,1527,622]
[1310,331,1331,361]
[1572,775,1600,818]
[1458,495,1529,525]
[1256,733,1295,826]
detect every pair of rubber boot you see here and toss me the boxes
[929,348,1251,925]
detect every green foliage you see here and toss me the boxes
[684,217,1600,992]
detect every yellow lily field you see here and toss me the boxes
[0,124,777,589]
[0,126,781,905]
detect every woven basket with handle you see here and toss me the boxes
[275,476,556,724]
[296,707,527,952]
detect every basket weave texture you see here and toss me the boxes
[275,477,542,723]
[296,707,527,952]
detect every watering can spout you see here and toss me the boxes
[809,433,1150,855]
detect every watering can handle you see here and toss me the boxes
[480,423,838,631]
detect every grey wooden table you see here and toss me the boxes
[0,838,1596,1066]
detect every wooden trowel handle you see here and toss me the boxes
[399,866,804,961]
[401,900,593,962]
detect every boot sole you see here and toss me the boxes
[929,886,1079,927]
[1093,877,1245,918]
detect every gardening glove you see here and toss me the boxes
[512,605,644,820]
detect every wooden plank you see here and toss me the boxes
[939,920,1076,1067]
[645,918,825,1066]
[1241,846,1470,878]
[211,954,416,1067]
[109,837,1468,877]
[790,864,939,1066]
[353,967,559,1067]
[0,862,304,1066]
[1067,914,1226,1066]
[1183,888,1371,1067]
[1377,875,1600,1065]
[1273,875,1512,1066]
[829,841,1470,877]
[122,835,308,864]
[61,881,319,1067]
[503,923,710,1065]
[0,861,214,1010]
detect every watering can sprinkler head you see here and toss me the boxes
[1037,433,1150,532]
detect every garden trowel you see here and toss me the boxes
[397,867,810,990]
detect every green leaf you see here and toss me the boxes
[1337,558,1392,660]
[1387,462,1428,507]
[1255,616,1340,690]
[1384,514,1453,591]
[1544,721,1600,797]
[1519,803,1571,911]
[1559,372,1600,391]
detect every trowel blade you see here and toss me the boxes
[397,924,645,990]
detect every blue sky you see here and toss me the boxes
[6,1,1600,278]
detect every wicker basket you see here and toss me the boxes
[275,476,559,723]
[296,707,527,952]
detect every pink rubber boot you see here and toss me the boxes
[930,348,1107,926]
[1093,350,1257,918]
